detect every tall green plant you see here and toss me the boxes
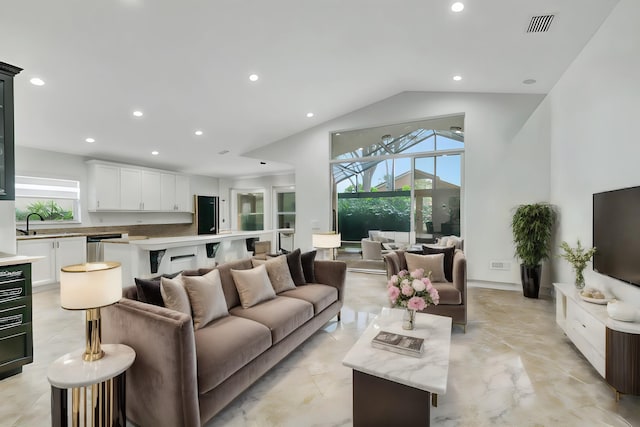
[511,203,556,267]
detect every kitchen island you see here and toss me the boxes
[103,231,272,286]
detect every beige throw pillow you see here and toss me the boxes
[160,275,191,316]
[182,269,228,330]
[231,264,276,309]
[405,253,446,283]
[252,255,296,293]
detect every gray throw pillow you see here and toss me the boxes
[231,264,277,309]
[405,253,446,283]
[160,275,191,316]
[252,255,296,293]
[182,269,229,330]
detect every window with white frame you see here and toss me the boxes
[275,188,295,230]
[15,176,81,223]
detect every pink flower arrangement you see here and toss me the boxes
[387,268,439,310]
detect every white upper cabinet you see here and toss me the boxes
[141,170,162,211]
[89,163,120,210]
[120,167,142,210]
[161,173,191,212]
[87,160,192,212]
[175,174,191,212]
[161,173,177,211]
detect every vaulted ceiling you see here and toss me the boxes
[0,0,619,177]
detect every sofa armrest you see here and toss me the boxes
[102,299,201,427]
[452,250,467,304]
[313,260,347,302]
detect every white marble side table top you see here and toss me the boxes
[342,307,452,395]
[47,344,135,388]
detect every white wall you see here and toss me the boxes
[543,0,640,304]
[247,91,547,284]
[13,146,219,229]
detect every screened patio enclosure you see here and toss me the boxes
[331,116,464,244]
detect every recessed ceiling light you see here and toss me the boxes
[335,133,341,136]
[30,77,45,86]
[249,74,259,82]
[453,75,462,81]
[133,110,143,117]
[523,79,537,85]
[306,112,314,118]
[85,137,95,143]
[451,2,464,12]
[194,130,203,136]
[151,150,159,156]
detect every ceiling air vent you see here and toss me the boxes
[527,15,555,33]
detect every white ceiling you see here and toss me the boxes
[0,0,618,178]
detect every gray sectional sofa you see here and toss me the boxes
[102,256,346,427]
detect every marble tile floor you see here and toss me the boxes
[1,273,639,427]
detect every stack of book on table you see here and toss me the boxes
[371,331,424,357]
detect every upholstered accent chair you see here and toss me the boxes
[383,249,467,331]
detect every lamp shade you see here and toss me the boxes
[312,232,341,249]
[60,262,122,310]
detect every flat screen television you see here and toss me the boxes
[593,185,640,288]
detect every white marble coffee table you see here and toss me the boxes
[342,308,452,426]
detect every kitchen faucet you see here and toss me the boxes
[17,213,44,235]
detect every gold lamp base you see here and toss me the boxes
[83,308,104,362]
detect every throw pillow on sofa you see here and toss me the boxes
[252,255,296,293]
[405,253,446,283]
[134,271,183,307]
[231,264,277,309]
[422,245,455,282]
[285,249,306,285]
[182,269,229,330]
[300,250,317,283]
[160,275,191,316]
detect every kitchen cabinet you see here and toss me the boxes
[88,160,190,212]
[119,167,142,210]
[0,262,33,379]
[175,174,191,211]
[17,237,86,287]
[141,170,162,211]
[120,168,161,211]
[0,62,22,201]
[89,163,120,210]
[161,173,191,212]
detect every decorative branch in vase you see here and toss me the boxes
[559,240,596,290]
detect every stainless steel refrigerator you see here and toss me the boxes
[195,195,219,235]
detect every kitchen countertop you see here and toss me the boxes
[103,230,272,251]
[16,231,126,240]
[0,252,45,267]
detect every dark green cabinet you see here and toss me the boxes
[0,263,33,379]
[0,62,22,201]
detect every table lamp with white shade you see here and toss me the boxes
[312,232,341,260]
[59,262,122,362]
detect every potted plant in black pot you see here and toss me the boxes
[511,203,556,298]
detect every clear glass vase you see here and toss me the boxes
[402,308,416,330]
[575,269,585,290]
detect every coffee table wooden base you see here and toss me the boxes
[353,370,430,427]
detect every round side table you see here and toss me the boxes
[47,344,135,427]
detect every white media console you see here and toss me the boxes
[553,282,640,398]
